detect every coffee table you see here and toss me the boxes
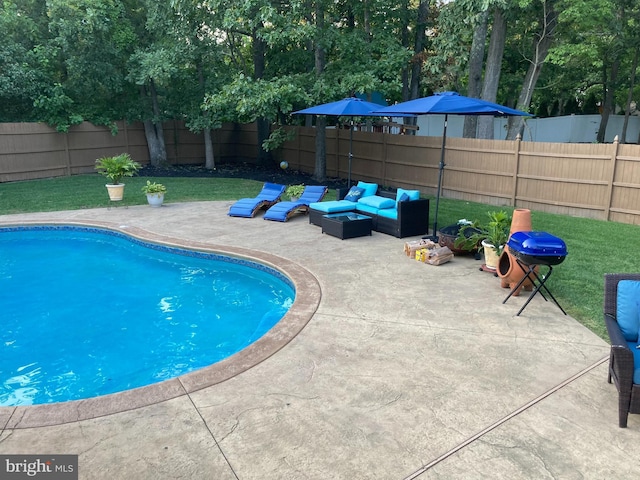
[321,213,373,239]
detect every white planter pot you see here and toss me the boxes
[106,183,125,201]
[146,192,165,207]
[481,240,501,270]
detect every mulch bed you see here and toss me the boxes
[139,162,348,190]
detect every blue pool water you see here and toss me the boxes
[0,226,295,406]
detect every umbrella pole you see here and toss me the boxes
[424,114,448,242]
[348,121,353,187]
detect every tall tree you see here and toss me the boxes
[506,0,558,139]
[477,7,507,139]
[313,0,327,182]
[463,7,490,138]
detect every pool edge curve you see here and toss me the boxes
[0,219,321,429]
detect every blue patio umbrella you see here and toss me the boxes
[293,97,413,186]
[373,91,531,241]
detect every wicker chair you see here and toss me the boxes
[604,273,640,428]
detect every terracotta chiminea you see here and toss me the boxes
[497,209,535,296]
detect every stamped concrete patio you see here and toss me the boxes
[0,200,638,479]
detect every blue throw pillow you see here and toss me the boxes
[616,280,640,342]
[344,186,365,202]
[395,188,420,202]
[399,192,410,202]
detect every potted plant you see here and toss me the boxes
[285,184,305,201]
[455,210,511,270]
[141,180,167,207]
[95,153,141,201]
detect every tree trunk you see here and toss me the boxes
[253,30,271,165]
[477,8,507,139]
[199,64,215,169]
[597,56,620,143]
[463,8,489,138]
[401,0,430,135]
[401,0,410,102]
[141,81,167,167]
[314,116,327,181]
[204,129,215,169]
[507,2,558,140]
[621,47,638,144]
[313,0,327,182]
[409,0,429,100]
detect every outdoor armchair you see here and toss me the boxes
[604,273,640,428]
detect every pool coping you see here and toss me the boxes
[0,219,321,429]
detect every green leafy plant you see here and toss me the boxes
[455,210,512,255]
[141,180,167,194]
[95,153,141,185]
[285,184,305,199]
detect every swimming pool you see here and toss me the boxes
[1,225,295,406]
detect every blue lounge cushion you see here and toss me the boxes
[228,182,286,217]
[396,188,420,202]
[344,186,365,202]
[309,200,356,213]
[263,185,327,222]
[616,280,640,342]
[356,181,378,197]
[357,195,396,210]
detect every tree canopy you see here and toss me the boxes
[1,0,638,169]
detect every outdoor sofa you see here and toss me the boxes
[308,181,430,238]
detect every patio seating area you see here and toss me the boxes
[0,200,638,479]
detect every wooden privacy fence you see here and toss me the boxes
[0,121,257,182]
[279,126,640,225]
[2,121,640,226]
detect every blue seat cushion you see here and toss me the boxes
[627,341,640,384]
[377,208,398,220]
[355,203,379,215]
[357,181,378,198]
[357,195,396,210]
[309,200,355,213]
[396,188,420,202]
[617,280,640,342]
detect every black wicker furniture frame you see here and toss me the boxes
[604,272,640,428]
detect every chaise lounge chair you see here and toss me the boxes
[263,185,328,222]
[228,182,286,218]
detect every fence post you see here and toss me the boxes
[605,135,620,221]
[382,133,388,186]
[510,133,521,206]
[296,126,301,170]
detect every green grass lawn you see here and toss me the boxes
[2,173,639,341]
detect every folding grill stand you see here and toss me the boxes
[502,260,567,316]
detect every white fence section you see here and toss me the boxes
[416,114,640,143]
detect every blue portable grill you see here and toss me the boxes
[503,231,568,316]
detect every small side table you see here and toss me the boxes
[321,213,372,239]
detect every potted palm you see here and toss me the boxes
[141,180,167,207]
[455,210,511,270]
[285,184,305,201]
[95,153,141,201]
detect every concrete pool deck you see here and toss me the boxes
[0,200,638,479]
